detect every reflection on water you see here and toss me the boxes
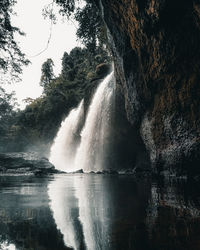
[0,241,16,250]
[0,175,200,250]
[73,175,114,250]
[48,176,83,250]
[0,176,70,250]
[48,175,200,250]
[147,178,200,250]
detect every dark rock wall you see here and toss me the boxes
[99,0,200,174]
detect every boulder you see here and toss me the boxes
[0,152,59,175]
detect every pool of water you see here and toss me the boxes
[0,174,200,250]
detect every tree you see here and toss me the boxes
[75,1,105,53]
[54,0,75,17]
[0,0,29,79]
[23,97,35,105]
[61,52,74,78]
[54,0,107,53]
[40,58,55,93]
[0,86,15,118]
[0,86,16,144]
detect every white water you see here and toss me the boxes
[48,177,81,250]
[73,176,112,250]
[49,100,84,172]
[49,71,115,173]
[75,72,115,172]
[48,175,113,250]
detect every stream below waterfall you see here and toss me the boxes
[0,174,200,250]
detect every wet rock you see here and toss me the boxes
[89,171,95,174]
[96,63,111,78]
[73,169,84,174]
[0,152,58,175]
[102,169,118,175]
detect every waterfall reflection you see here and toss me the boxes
[48,175,200,250]
[0,175,199,250]
[74,175,114,250]
[0,176,69,250]
[48,174,151,250]
[48,176,84,250]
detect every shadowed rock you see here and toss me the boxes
[99,0,200,175]
[0,152,59,175]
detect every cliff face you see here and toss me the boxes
[99,0,200,174]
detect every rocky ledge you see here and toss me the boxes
[0,152,59,175]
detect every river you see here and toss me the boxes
[0,174,200,250]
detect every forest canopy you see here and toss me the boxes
[49,0,107,52]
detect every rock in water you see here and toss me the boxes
[0,152,58,175]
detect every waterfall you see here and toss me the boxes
[49,100,84,172]
[49,71,115,173]
[75,72,115,172]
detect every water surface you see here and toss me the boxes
[0,174,200,250]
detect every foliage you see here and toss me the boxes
[0,86,17,150]
[54,0,76,17]
[53,0,107,53]
[75,1,105,53]
[0,87,14,118]
[40,58,55,93]
[0,0,29,151]
[0,0,29,79]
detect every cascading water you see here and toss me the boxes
[75,71,115,172]
[49,71,115,172]
[49,100,84,172]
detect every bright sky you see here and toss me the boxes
[6,0,80,109]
